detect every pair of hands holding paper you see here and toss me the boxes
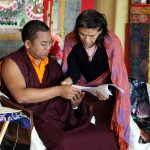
[61,77,84,108]
[61,77,109,107]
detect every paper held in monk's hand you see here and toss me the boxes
[72,84,125,97]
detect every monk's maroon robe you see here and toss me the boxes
[1,47,118,150]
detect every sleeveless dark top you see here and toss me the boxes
[67,42,109,83]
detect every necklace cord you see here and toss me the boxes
[84,45,97,62]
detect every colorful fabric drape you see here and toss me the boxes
[43,0,94,39]
[129,5,150,83]
[0,0,44,28]
[64,0,81,37]
[43,0,48,23]
[0,112,31,129]
[81,0,94,12]
[130,5,150,24]
[63,0,94,37]
[129,23,149,82]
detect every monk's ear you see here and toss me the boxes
[24,40,32,49]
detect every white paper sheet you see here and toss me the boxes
[72,84,124,97]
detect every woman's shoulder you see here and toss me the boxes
[68,43,82,56]
[67,43,82,58]
[105,31,120,42]
[104,31,122,49]
[72,42,83,50]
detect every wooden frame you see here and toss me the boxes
[0,96,34,145]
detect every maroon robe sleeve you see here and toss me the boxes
[66,100,93,130]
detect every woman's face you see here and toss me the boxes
[78,27,101,49]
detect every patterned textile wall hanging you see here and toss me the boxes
[0,0,94,58]
[64,0,81,38]
[130,23,150,82]
[0,0,44,28]
[0,0,44,58]
[52,0,59,33]
[0,29,22,58]
[128,3,150,83]
[50,0,94,39]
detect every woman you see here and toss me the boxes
[62,9,131,150]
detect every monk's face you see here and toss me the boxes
[78,27,101,49]
[26,31,53,60]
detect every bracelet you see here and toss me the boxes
[72,106,79,110]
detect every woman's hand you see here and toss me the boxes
[95,90,109,101]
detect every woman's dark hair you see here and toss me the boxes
[21,20,50,43]
[74,9,108,47]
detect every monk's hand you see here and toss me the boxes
[61,77,73,85]
[71,92,85,109]
[58,85,81,100]
[95,90,109,101]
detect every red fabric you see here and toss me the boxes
[50,41,59,55]
[81,0,94,11]
[50,41,63,60]
[104,32,130,150]
[43,0,48,23]
[61,32,77,73]
[50,33,64,61]
[43,0,53,27]
[125,23,130,76]
[49,0,53,28]
[44,0,95,22]
[76,70,110,86]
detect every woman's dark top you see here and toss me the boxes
[67,42,109,83]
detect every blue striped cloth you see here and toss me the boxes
[0,112,31,129]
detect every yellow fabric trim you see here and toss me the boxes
[60,0,65,39]
[27,53,48,84]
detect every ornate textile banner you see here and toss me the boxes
[52,0,94,39]
[64,0,81,37]
[130,23,149,82]
[0,0,44,28]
